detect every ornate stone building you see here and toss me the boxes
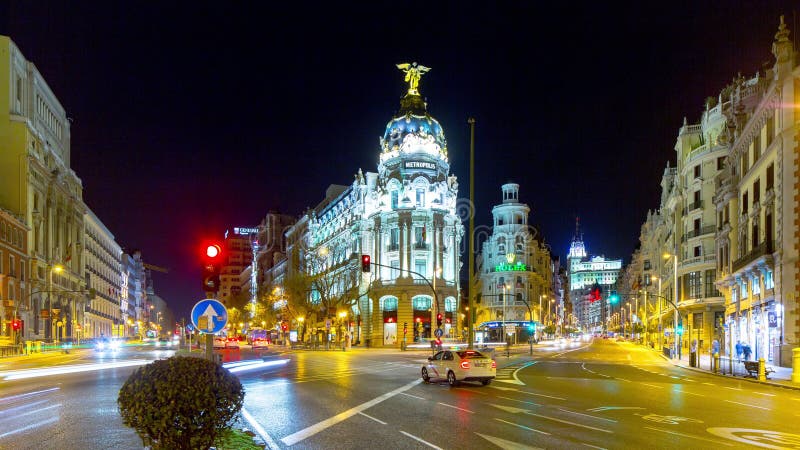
[266,64,463,347]
[0,36,88,341]
[476,184,551,342]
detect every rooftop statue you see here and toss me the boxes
[396,62,430,96]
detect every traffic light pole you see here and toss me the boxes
[367,261,442,330]
[482,293,534,355]
[467,117,476,349]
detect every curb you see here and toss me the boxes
[656,352,800,391]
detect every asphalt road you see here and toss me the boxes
[1,339,799,449]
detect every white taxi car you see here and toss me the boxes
[421,349,496,387]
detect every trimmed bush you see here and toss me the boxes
[118,356,244,449]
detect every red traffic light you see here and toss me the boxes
[361,254,371,272]
[437,313,442,320]
[206,244,221,258]
[11,319,21,331]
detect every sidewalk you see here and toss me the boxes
[654,345,799,390]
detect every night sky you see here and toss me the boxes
[2,2,797,319]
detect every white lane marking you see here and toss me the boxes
[0,387,60,403]
[280,379,422,446]
[641,383,664,389]
[241,408,280,450]
[583,444,608,450]
[670,376,680,379]
[673,389,705,397]
[456,387,488,395]
[358,412,387,425]
[616,378,632,382]
[1,403,61,421]
[723,386,743,391]
[399,392,426,400]
[644,426,734,446]
[1,360,151,380]
[493,418,550,435]
[557,408,618,423]
[0,416,59,439]
[509,361,537,385]
[522,391,566,400]
[702,382,715,386]
[753,392,776,397]
[437,402,475,413]
[476,432,542,449]
[528,413,613,433]
[400,430,442,449]
[724,400,771,411]
[0,398,50,416]
[498,395,542,406]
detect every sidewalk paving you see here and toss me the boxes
[651,345,799,390]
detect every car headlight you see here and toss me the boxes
[97,343,106,350]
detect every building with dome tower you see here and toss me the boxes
[567,218,622,332]
[265,63,463,348]
[475,184,552,343]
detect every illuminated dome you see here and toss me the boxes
[379,94,448,162]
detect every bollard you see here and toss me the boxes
[713,352,720,374]
[793,348,800,383]
[758,358,766,381]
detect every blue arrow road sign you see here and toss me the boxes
[191,299,228,334]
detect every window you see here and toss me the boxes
[764,270,774,290]
[752,274,761,296]
[752,223,758,248]
[390,260,400,280]
[390,228,399,248]
[742,191,748,214]
[412,296,432,310]
[717,156,725,170]
[687,271,701,298]
[414,226,424,244]
[498,217,504,226]
[693,190,700,204]
[694,165,701,179]
[416,188,425,207]
[741,152,748,174]
[766,114,775,147]
[753,179,760,203]
[753,134,761,162]
[643,260,651,270]
[9,255,14,277]
[694,246,701,257]
[693,312,703,330]
[382,297,398,311]
[704,270,719,297]
[766,164,774,191]
[415,259,426,279]
[693,218,701,233]
[391,191,398,209]
[740,278,748,298]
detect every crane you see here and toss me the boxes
[143,263,169,273]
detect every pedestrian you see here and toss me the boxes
[735,341,743,360]
[743,343,752,361]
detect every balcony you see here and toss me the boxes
[681,226,716,242]
[686,200,703,212]
[386,244,399,252]
[732,241,773,272]
[413,243,429,250]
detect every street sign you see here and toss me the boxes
[434,328,443,338]
[190,299,228,334]
[186,323,195,331]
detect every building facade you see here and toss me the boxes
[83,210,122,339]
[476,184,551,342]
[714,17,799,367]
[0,207,30,342]
[265,65,463,347]
[567,220,622,332]
[0,36,90,342]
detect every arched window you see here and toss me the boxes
[412,295,432,310]
[444,297,457,312]
[381,296,398,311]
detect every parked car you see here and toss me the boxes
[225,338,240,349]
[213,337,226,349]
[421,349,496,387]
[252,338,269,349]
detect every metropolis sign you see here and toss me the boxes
[404,161,436,170]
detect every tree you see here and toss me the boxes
[118,356,244,450]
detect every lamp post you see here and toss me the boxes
[502,283,508,343]
[538,293,546,339]
[664,253,680,358]
[48,264,64,342]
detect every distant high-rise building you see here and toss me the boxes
[567,218,622,331]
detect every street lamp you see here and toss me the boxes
[48,264,64,341]
[663,252,680,358]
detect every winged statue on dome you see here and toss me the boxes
[396,62,430,95]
